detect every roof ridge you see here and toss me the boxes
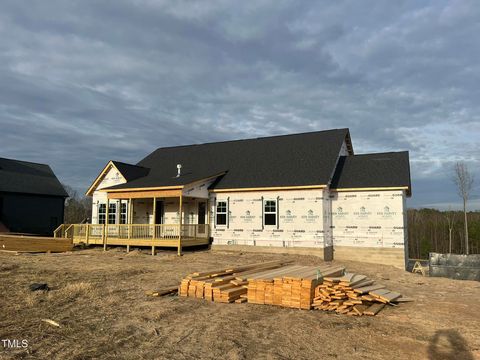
[346,151,409,157]
[0,156,51,168]
[111,160,149,169]
[150,128,349,151]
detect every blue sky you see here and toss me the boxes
[0,1,479,209]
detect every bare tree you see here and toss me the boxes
[444,207,456,253]
[453,162,474,254]
[63,184,92,224]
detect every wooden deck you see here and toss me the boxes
[54,224,210,255]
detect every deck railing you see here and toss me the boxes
[55,223,210,245]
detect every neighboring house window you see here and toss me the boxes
[264,200,277,226]
[120,202,127,224]
[108,203,117,224]
[216,201,227,225]
[98,204,106,224]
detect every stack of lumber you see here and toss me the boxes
[179,260,293,303]
[177,262,411,315]
[311,272,410,316]
[247,264,345,309]
[0,234,73,253]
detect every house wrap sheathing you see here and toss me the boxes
[86,129,411,268]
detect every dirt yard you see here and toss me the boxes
[1,247,479,360]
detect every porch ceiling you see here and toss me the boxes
[107,189,182,199]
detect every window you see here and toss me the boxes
[264,200,277,226]
[120,202,127,224]
[108,203,117,224]
[216,201,227,225]
[98,204,106,224]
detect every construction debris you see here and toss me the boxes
[145,286,179,297]
[29,283,50,292]
[41,319,61,327]
[168,261,410,316]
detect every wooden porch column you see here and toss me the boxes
[127,198,133,253]
[104,198,109,251]
[128,198,133,239]
[152,197,156,256]
[206,199,210,240]
[206,199,210,225]
[178,195,183,256]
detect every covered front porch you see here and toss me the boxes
[55,188,211,255]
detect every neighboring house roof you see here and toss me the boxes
[103,128,352,191]
[330,152,412,196]
[0,157,68,197]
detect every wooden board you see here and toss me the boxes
[363,303,386,316]
[0,235,73,253]
[146,286,179,297]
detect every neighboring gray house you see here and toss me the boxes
[0,157,68,235]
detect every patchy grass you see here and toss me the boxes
[1,248,479,359]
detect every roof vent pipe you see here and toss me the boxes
[176,164,182,177]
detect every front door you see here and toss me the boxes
[198,202,206,234]
[155,200,164,224]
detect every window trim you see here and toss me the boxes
[120,202,128,224]
[108,203,117,224]
[216,200,228,226]
[263,199,277,226]
[98,203,106,224]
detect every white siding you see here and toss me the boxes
[209,188,407,251]
[182,178,216,198]
[91,167,127,224]
[330,190,406,249]
[131,197,206,225]
[209,189,327,248]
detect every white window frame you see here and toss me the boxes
[98,203,106,224]
[263,199,277,226]
[108,203,117,224]
[120,202,128,224]
[216,200,228,226]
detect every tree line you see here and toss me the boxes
[63,185,92,224]
[407,208,480,259]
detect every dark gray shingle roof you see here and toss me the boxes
[111,161,150,182]
[330,152,411,196]
[0,157,68,197]
[105,129,350,190]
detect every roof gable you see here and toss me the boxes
[0,157,67,197]
[86,161,149,195]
